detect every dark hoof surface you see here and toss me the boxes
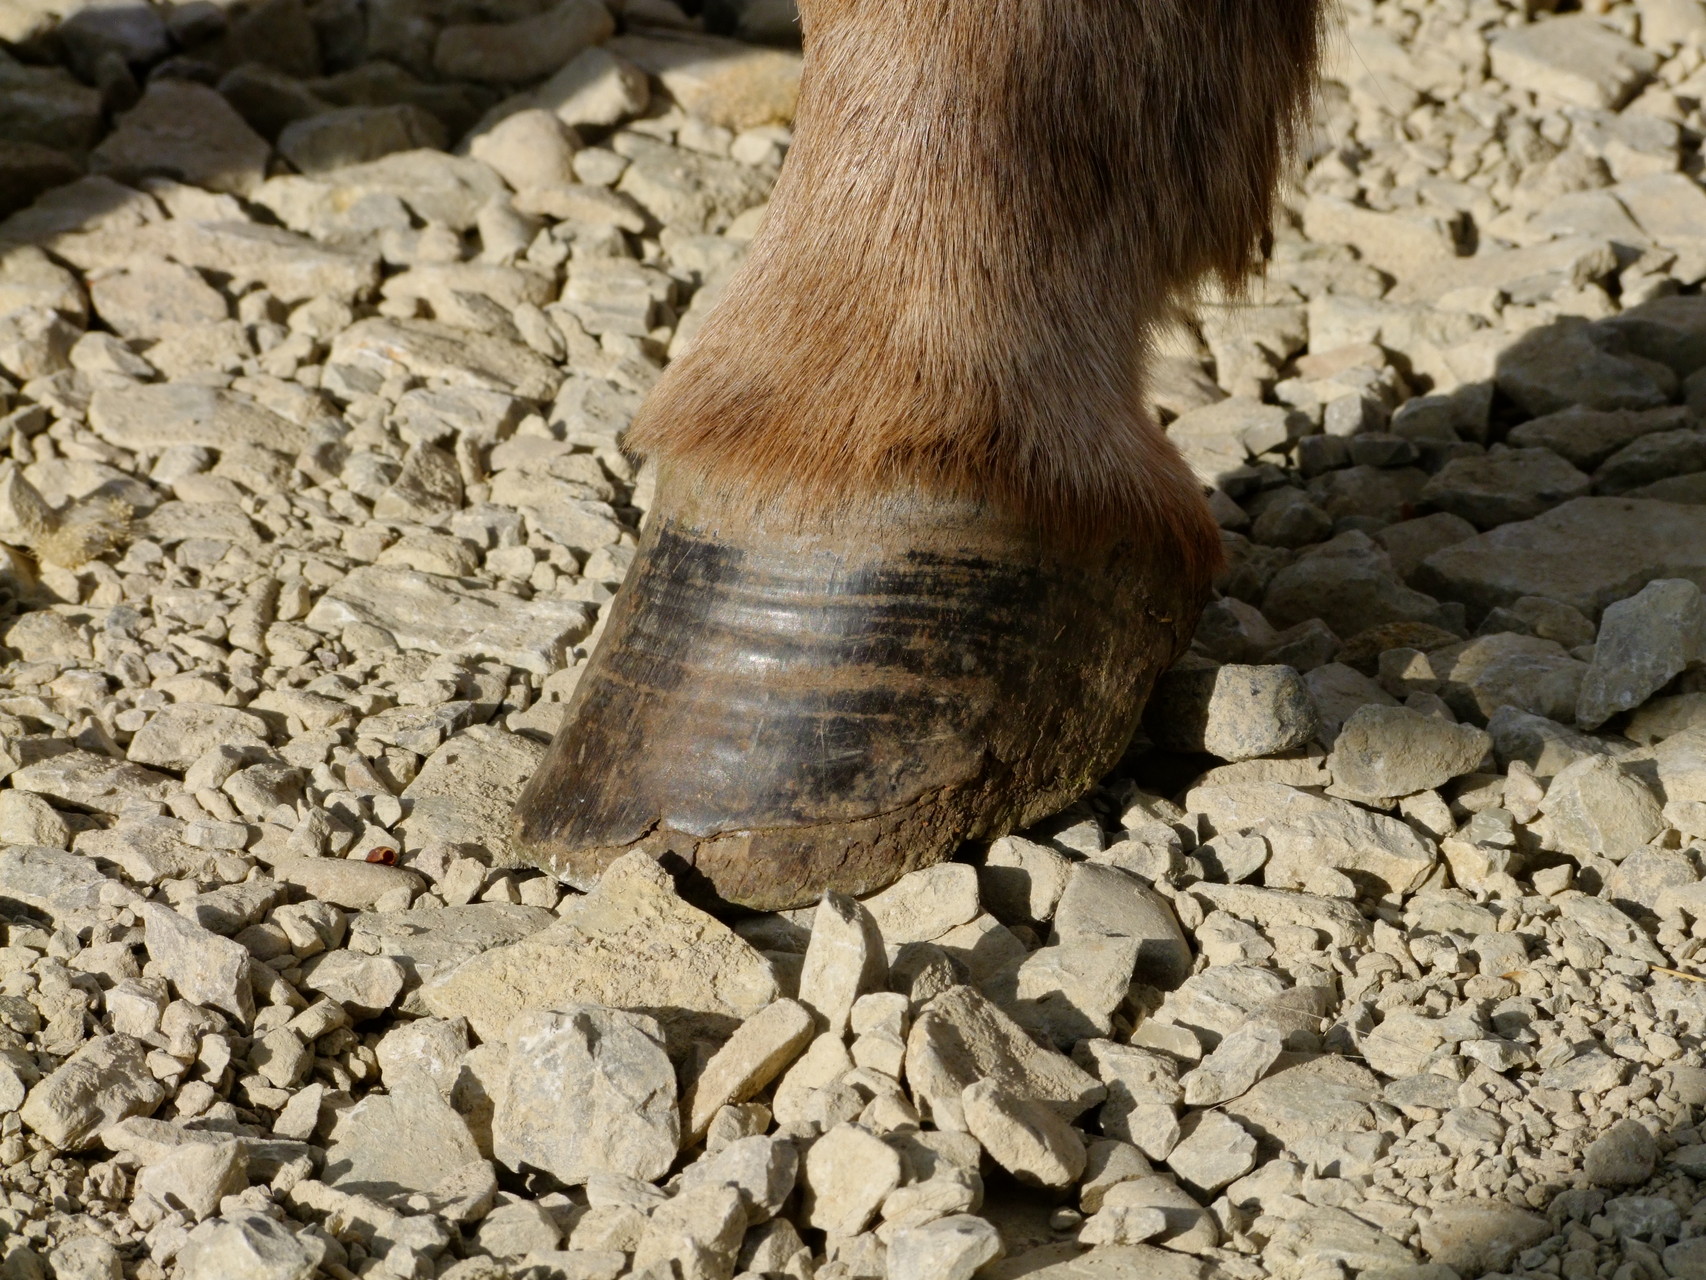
[510,477,1207,910]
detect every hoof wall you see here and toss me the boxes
[511,483,1204,910]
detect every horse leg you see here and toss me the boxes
[511,0,1324,911]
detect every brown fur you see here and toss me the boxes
[628,0,1324,581]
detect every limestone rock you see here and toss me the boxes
[860,863,981,945]
[1498,320,1676,419]
[1430,633,1589,726]
[1084,1176,1218,1254]
[331,315,562,399]
[10,747,174,815]
[176,1211,327,1280]
[322,1064,484,1201]
[1584,1118,1659,1187]
[978,836,1072,924]
[1221,1054,1382,1150]
[90,261,227,338]
[143,220,380,306]
[468,109,580,191]
[0,844,114,917]
[1327,704,1491,800]
[1073,1040,1181,1158]
[797,891,886,1036]
[682,998,814,1140]
[632,1181,746,1276]
[1577,579,1706,729]
[20,1035,164,1150]
[1421,448,1592,529]
[404,727,547,863]
[1301,196,1458,280]
[138,902,254,1024]
[1598,294,1706,378]
[1507,405,1692,471]
[88,383,309,454]
[800,1122,901,1237]
[1010,1244,1204,1279]
[435,0,614,84]
[1052,863,1191,991]
[346,902,554,1007]
[256,150,506,233]
[886,1214,1004,1280]
[904,986,1104,1131]
[277,103,444,174]
[1419,1202,1552,1275]
[1489,15,1659,110]
[1265,533,1453,640]
[134,1139,247,1223]
[306,566,594,677]
[264,858,425,911]
[1179,1022,1285,1108]
[536,47,652,131]
[46,1236,124,1280]
[0,63,102,155]
[608,32,802,129]
[962,1079,1086,1189]
[1144,662,1319,761]
[128,704,270,771]
[297,951,406,1020]
[985,935,1141,1047]
[1536,755,1665,861]
[91,82,271,194]
[492,1006,678,1186]
[422,852,780,1047]
[1188,782,1437,896]
[676,1134,798,1224]
[1164,1111,1258,1195]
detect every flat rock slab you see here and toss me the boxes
[135,502,266,549]
[403,726,547,861]
[1417,498,1706,621]
[89,81,270,195]
[346,901,556,1010]
[19,1034,164,1150]
[1488,14,1658,109]
[1389,236,1617,305]
[491,1005,679,1186]
[0,844,116,917]
[88,384,309,454]
[144,220,379,306]
[323,1071,482,1201]
[421,853,779,1049]
[1495,321,1675,417]
[905,985,1105,1128]
[1012,1244,1207,1280]
[607,33,801,130]
[127,704,270,771]
[1613,174,1706,253]
[73,817,219,885]
[330,317,562,402]
[263,857,427,911]
[305,566,594,676]
[253,150,508,232]
[1220,1053,1383,1150]
[1188,781,1438,897]
[10,748,174,814]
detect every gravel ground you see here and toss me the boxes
[2,0,1706,1277]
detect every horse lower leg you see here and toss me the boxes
[511,0,1324,910]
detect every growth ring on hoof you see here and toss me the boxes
[509,475,1204,911]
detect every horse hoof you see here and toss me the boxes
[509,473,1208,911]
